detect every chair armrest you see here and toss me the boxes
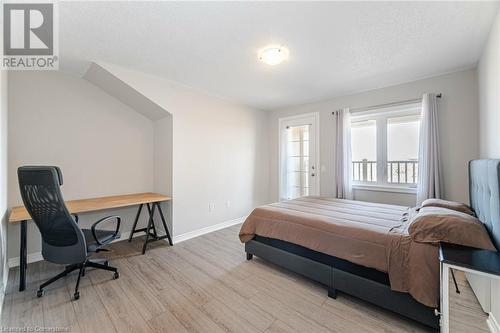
[91,215,121,246]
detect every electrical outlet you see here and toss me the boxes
[209,202,215,212]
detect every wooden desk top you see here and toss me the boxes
[8,192,171,223]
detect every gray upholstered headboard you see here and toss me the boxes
[469,159,500,250]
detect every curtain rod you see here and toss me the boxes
[332,93,442,115]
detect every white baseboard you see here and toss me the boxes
[8,230,134,268]
[172,216,245,244]
[8,252,44,268]
[488,312,500,333]
[7,216,246,268]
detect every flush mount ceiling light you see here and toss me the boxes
[258,45,289,66]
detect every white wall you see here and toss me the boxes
[7,64,270,262]
[479,12,500,159]
[7,71,156,261]
[0,69,8,313]
[268,69,479,206]
[478,10,500,330]
[95,63,271,236]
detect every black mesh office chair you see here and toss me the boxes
[17,166,121,300]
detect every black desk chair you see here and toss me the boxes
[18,166,121,300]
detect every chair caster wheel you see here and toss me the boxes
[113,272,119,280]
[73,292,80,300]
[37,289,44,298]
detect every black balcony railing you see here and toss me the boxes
[352,159,418,184]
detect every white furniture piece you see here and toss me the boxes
[439,242,500,333]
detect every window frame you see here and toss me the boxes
[350,102,421,193]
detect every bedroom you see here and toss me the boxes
[0,1,500,332]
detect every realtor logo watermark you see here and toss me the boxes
[2,1,58,70]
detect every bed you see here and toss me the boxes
[240,159,500,330]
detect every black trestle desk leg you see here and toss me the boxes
[142,203,156,254]
[129,204,143,242]
[19,220,27,291]
[156,202,173,246]
[146,203,158,238]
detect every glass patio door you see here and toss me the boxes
[279,114,319,200]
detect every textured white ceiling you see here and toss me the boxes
[60,1,499,110]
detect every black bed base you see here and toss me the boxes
[246,236,439,330]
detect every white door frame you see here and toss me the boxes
[278,112,320,201]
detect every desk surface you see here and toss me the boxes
[8,192,171,223]
[439,242,500,277]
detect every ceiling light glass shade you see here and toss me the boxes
[258,45,289,66]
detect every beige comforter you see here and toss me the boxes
[239,196,439,307]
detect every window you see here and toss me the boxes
[351,103,421,189]
[351,120,377,182]
[387,115,420,184]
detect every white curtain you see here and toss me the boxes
[416,93,442,205]
[335,108,353,200]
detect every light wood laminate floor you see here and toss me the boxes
[1,225,490,332]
